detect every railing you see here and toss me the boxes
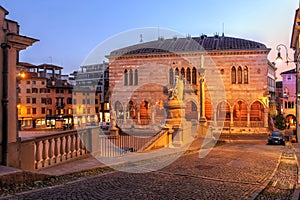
[96,134,154,157]
[19,127,99,171]
[19,127,159,171]
[250,121,264,127]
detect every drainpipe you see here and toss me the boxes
[1,42,10,166]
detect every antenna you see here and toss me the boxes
[139,34,143,43]
[222,23,225,36]
[158,26,160,39]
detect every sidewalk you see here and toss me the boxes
[36,155,107,176]
[292,143,300,199]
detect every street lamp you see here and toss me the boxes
[276,44,299,143]
[276,44,295,64]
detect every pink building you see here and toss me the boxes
[280,68,297,127]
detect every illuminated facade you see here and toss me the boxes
[17,63,73,129]
[279,69,297,127]
[74,63,110,127]
[108,35,276,134]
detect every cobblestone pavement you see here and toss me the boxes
[2,140,284,199]
[255,144,298,200]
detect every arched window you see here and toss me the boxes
[231,67,236,84]
[134,69,138,85]
[169,68,174,85]
[175,68,179,76]
[124,69,128,86]
[192,67,197,84]
[284,88,289,97]
[237,66,242,84]
[129,69,133,85]
[181,68,185,79]
[186,68,191,83]
[244,66,248,84]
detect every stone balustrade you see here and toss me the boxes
[19,127,100,171]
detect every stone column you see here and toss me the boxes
[264,108,269,128]
[213,108,217,126]
[199,77,206,123]
[151,105,155,124]
[137,110,141,125]
[247,108,251,127]
[230,108,234,126]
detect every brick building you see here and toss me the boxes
[107,35,276,134]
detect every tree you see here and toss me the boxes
[274,114,286,130]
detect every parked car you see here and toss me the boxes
[267,131,285,145]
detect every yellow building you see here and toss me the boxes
[17,63,73,129]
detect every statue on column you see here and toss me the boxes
[169,75,184,101]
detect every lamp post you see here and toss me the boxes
[276,44,299,143]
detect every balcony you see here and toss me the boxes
[56,103,65,108]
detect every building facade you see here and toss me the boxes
[74,62,110,127]
[279,68,297,127]
[107,35,275,134]
[0,6,38,166]
[17,63,73,129]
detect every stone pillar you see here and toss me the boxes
[199,77,206,124]
[230,108,234,126]
[247,108,251,127]
[213,108,217,126]
[137,110,141,125]
[151,105,155,124]
[264,108,269,128]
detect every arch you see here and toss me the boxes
[237,66,242,84]
[129,69,133,85]
[192,67,197,84]
[186,67,191,83]
[114,101,124,120]
[286,114,296,129]
[140,100,151,125]
[124,69,128,85]
[175,68,179,76]
[185,100,198,121]
[233,100,247,126]
[216,101,230,121]
[181,68,185,79]
[127,100,137,120]
[134,69,138,85]
[244,66,248,84]
[250,101,263,121]
[283,87,289,97]
[231,66,236,84]
[169,68,174,85]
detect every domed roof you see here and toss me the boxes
[110,35,268,57]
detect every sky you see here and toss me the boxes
[1,0,299,76]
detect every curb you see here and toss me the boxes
[247,153,282,200]
[292,144,300,200]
